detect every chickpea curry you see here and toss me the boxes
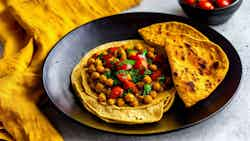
[85,43,173,107]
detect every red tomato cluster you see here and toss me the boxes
[183,0,234,10]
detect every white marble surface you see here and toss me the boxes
[1,0,250,141]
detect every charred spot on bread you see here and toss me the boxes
[173,72,178,77]
[186,81,195,92]
[212,61,219,69]
[184,43,191,48]
[181,56,185,61]
[199,63,206,69]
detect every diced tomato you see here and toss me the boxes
[151,70,162,80]
[123,80,139,93]
[110,86,124,99]
[116,73,127,82]
[108,47,119,54]
[133,55,148,70]
[134,60,143,69]
[117,64,128,70]
[102,54,112,60]
[92,53,99,59]
[129,54,140,60]
[154,55,163,64]
[139,69,145,75]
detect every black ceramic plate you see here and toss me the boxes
[43,12,242,135]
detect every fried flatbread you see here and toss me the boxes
[139,31,229,107]
[139,21,209,43]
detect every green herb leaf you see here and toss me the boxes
[144,69,152,75]
[159,76,166,83]
[113,77,120,86]
[147,58,153,64]
[122,92,128,97]
[128,69,143,83]
[116,70,128,75]
[104,71,112,78]
[127,88,133,93]
[143,84,152,96]
[127,49,137,53]
[142,50,148,56]
[123,59,136,65]
[97,53,103,59]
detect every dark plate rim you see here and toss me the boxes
[42,12,242,135]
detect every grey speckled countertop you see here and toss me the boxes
[2,0,250,141]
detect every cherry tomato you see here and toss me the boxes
[151,70,162,80]
[216,0,232,8]
[198,0,215,10]
[110,86,124,99]
[183,0,196,5]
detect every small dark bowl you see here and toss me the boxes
[178,0,243,25]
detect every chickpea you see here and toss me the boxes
[96,65,105,73]
[159,87,164,92]
[124,93,135,103]
[105,78,114,86]
[148,47,155,52]
[108,98,116,105]
[137,81,144,89]
[135,44,144,51]
[144,95,153,104]
[149,64,158,71]
[130,99,139,107]
[137,95,144,101]
[99,75,107,83]
[117,98,125,107]
[91,72,100,79]
[106,89,112,96]
[144,75,152,84]
[147,51,155,59]
[95,82,104,91]
[98,93,106,103]
[95,59,102,66]
[87,58,95,65]
[88,64,96,72]
[104,68,111,72]
[150,91,157,99]
[153,82,161,91]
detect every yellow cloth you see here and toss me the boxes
[0,0,140,140]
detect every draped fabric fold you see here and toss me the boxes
[0,0,140,140]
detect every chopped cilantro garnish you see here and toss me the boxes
[116,70,128,75]
[104,71,112,78]
[122,92,128,97]
[97,53,103,59]
[123,59,136,65]
[142,50,148,56]
[144,69,152,75]
[159,76,166,83]
[128,69,143,83]
[127,49,136,53]
[143,84,152,96]
[127,88,133,93]
[113,77,120,86]
[147,58,153,64]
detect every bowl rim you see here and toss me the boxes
[178,0,242,12]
